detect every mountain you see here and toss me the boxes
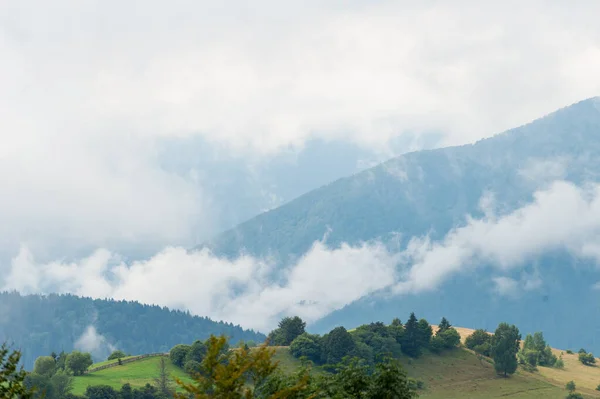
[0,292,265,370]
[200,97,600,352]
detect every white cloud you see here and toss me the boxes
[3,241,399,332]
[75,325,116,360]
[1,1,600,267]
[395,180,600,294]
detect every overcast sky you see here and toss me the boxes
[2,1,600,329]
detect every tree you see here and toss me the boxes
[416,319,433,349]
[322,327,355,365]
[174,335,310,398]
[368,357,418,399]
[66,351,93,376]
[1,343,36,399]
[491,323,521,377]
[436,317,451,334]
[401,313,420,357]
[438,328,461,349]
[555,355,565,369]
[465,329,491,354]
[290,333,322,363]
[24,373,54,399]
[578,352,596,366]
[186,340,208,363]
[566,380,576,393]
[33,356,56,377]
[268,316,306,346]
[154,357,174,397]
[85,385,119,399]
[50,370,74,399]
[170,344,191,368]
[107,350,127,361]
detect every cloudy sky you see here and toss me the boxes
[2,0,600,331]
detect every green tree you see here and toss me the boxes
[154,356,174,397]
[85,384,119,399]
[438,328,461,349]
[170,344,191,368]
[416,319,433,349]
[491,323,521,377]
[119,383,134,399]
[555,355,565,369]
[465,329,491,356]
[50,369,74,398]
[401,313,420,358]
[579,352,596,366]
[322,327,355,365]
[290,333,322,363]
[268,316,307,346]
[24,373,54,399]
[566,380,576,393]
[368,357,418,399]
[33,356,56,377]
[436,317,451,334]
[65,351,93,376]
[186,340,208,363]
[107,350,127,361]
[1,343,36,399]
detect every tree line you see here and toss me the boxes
[0,291,265,370]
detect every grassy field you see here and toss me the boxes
[72,356,193,395]
[86,356,138,370]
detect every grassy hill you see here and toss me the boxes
[73,329,600,398]
[72,356,193,395]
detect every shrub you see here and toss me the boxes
[596,384,600,391]
[566,380,576,393]
[107,350,127,361]
[554,355,564,369]
[578,352,596,366]
[566,350,574,354]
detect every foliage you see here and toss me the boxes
[464,329,491,356]
[565,380,576,393]
[290,333,322,363]
[170,344,191,368]
[566,393,584,399]
[555,355,565,369]
[153,357,174,397]
[416,319,433,349]
[491,323,521,377]
[578,351,596,366]
[401,313,421,358]
[268,317,307,347]
[521,332,557,367]
[107,350,127,361]
[321,327,356,366]
[0,291,265,369]
[174,335,310,398]
[1,343,35,399]
[33,356,56,377]
[66,351,93,376]
[436,317,451,334]
[186,340,208,364]
[566,350,574,354]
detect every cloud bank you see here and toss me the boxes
[1,1,600,268]
[5,180,600,331]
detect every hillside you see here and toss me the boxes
[73,338,600,398]
[0,292,265,369]
[199,97,600,353]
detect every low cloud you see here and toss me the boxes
[5,180,600,331]
[3,241,399,332]
[74,325,116,360]
[395,180,600,294]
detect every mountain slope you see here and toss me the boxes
[0,292,265,369]
[199,97,600,352]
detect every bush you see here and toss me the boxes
[184,360,201,374]
[596,384,600,391]
[169,344,191,368]
[408,377,425,390]
[555,356,565,369]
[429,336,444,354]
[289,333,322,363]
[107,350,127,361]
[566,380,576,393]
[465,329,491,352]
[566,350,574,354]
[578,352,596,366]
[566,393,584,399]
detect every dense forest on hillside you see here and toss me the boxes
[0,291,265,369]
